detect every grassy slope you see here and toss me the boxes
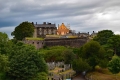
[86,68,120,80]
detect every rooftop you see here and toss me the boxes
[33,22,56,28]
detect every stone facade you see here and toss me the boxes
[44,37,88,48]
[24,39,44,49]
[24,22,90,49]
[24,37,88,49]
[33,22,57,37]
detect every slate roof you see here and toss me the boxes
[34,24,56,28]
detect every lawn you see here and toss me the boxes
[25,37,44,40]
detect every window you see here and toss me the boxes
[37,42,39,44]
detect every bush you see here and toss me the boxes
[72,58,91,73]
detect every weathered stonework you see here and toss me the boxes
[44,37,87,47]
[24,37,88,49]
[24,39,44,49]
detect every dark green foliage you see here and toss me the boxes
[93,30,113,45]
[81,41,106,69]
[8,45,48,80]
[32,72,48,80]
[99,59,109,68]
[0,32,8,42]
[108,55,120,74]
[73,48,81,58]
[63,49,76,64]
[0,54,9,80]
[0,72,6,80]
[72,58,91,73]
[107,35,120,55]
[40,46,67,62]
[11,21,34,40]
[0,54,9,72]
[0,32,10,55]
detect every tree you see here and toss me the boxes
[0,54,9,80]
[72,58,91,73]
[63,49,76,64]
[41,46,67,62]
[0,32,9,54]
[11,21,34,40]
[107,35,120,55]
[81,41,106,69]
[93,30,114,45]
[0,54,9,72]
[108,55,120,76]
[8,44,48,80]
[32,72,48,80]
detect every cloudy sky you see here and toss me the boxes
[0,0,120,38]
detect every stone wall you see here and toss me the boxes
[24,40,44,49]
[44,38,88,48]
[24,37,88,49]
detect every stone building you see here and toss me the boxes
[33,22,57,37]
[57,23,70,35]
[24,22,89,49]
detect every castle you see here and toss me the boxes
[24,22,90,49]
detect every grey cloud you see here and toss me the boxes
[0,0,120,38]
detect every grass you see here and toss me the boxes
[67,36,78,38]
[46,35,60,38]
[25,37,44,40]
[86,68,120,80]
[49,67,74,74]
[46,35,78,38]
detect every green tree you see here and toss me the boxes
[41,46,67,62]
[11,21,34,40]
[107,35,120,55]
[108,55,120,75]
[72,58,91,73]
[0,54,9,72]
[0,54,9,80]
[32,72,48,80]
[63,49,76,64]
[0,32,10,55]
[8,45,48,80]
[81,41,106,69]
[93,30,114,45]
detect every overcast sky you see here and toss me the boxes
[0,0,120,39]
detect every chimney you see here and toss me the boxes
[43,22,46,24]
[36,22,37,25]
[32,22,34,25]
[88,32,89,35]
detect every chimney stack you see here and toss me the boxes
[32,22,34,25]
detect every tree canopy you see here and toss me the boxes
[8,44,48,80]
[0,32,10,54]
[107,35,120,55]
[11,21,34,40]
[72,58,91,73]
[108,55,120,74]
[81,41,106,69]
[93,30,114,45]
